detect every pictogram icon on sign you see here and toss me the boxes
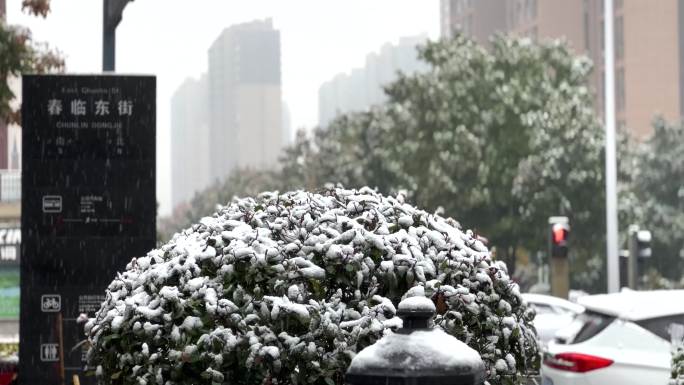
[41,294,61,312]
[42,195,63,213]
[40,343,59,362]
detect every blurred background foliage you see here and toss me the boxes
[158,34,684,294]
[0,0,64,124]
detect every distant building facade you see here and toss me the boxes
[6,76,20,172]
[208,19,283,182]
[440,0,684,139]
[318,35,429,127]
[0,0,8,170]
[1,1,21,172]
[440,0,507,42]
[282,101,292,146]
[170,75,210,209]
[0,0,21,340]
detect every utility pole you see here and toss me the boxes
[103,0,133,71]
[604,0,619,293]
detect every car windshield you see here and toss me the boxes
[636,314,684,341]
[555,311,615,344]
[529,303,555,315]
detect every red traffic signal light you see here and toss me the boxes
[552,223,569,245]
[549,217,570,258]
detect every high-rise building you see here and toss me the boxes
[282,101,292,146]
[170,75,210,209]
[440,0,684,139]
[208,19,282,182]
[440,0,507,42]
[318,35,429,127]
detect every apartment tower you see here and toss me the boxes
[441,0,684,139]
[170,75,210,208]
[208,19,283,182]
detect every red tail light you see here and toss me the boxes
[544,352,613,373]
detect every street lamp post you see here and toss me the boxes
[103,0,133,71]
[345,296,486,385]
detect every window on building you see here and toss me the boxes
[615,0,623,10]
[615,15,624,60]
[583,0,591,53]
[616,67,625,112]
[600,70,605,108]
[451,5,460,29]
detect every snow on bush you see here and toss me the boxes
[85,188,539,385]
[672,324,684,385]
[673,348,684,385]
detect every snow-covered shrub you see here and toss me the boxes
[673,348,684,385]
[85,188,539,385]
[672,323,684,385]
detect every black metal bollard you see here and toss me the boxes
[346,296,486,385]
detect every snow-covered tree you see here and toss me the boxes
[158,169,280,243]
[87,188,539,385]
[0,0,64,123]
[624,117,684,282]
[161,34,610,291]
[376,35,608,278]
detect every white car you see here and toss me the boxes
[522,293,585,345]
[542,289,684,385]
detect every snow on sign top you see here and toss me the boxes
[84,187,535,384]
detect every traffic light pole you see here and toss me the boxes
[549,216,570,299]
[627,225,652,290]
[627,225,639,289]
[551,255,569,298]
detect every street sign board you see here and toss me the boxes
[20,75,156,384]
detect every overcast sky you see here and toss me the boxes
[7,0,440,216]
